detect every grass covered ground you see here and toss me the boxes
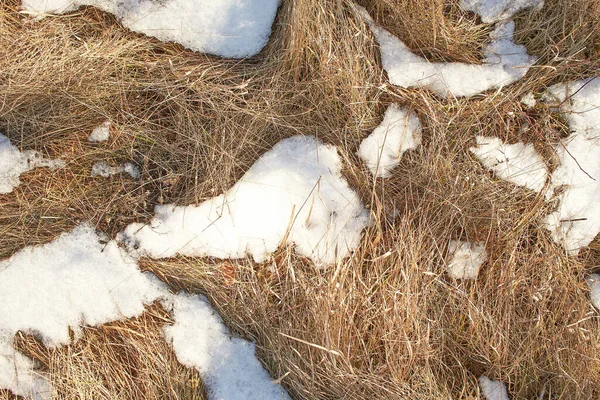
[1,0,600,398]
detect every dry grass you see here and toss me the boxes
[1,0,600,398]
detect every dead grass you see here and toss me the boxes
[1,0,600,398]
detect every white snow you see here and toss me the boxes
[0,133,64,194]
[470,135,547,192]
[358,5,535,98]
[0,223,168,399]
[21,0,281,58]
[358,104,422,178]
[479,376,510,400]
[120,136,370,266]
[542,77,600,254]
[164,293,290,400]
[446,240,487,279]
[587,273,600,310]
[88,121,111,142]
[92,161,140,179]
[520,92,537,108]
[460,0,543,23]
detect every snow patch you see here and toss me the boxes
[470,136,547,193]
[359,6,535,98]
[120,136,370,266]
[358,104,422,178]
[92,161,140,179]
[88,121,111,142]
[460,0,543,23]
[479,376,510,400]
[542,77,600,254]
[0,223,168,399]
[164,293,290,400]
[0,133,64,194]
[520,92,537,108]
[446,240,487,279]
[587,273,600,310]
[21,0,281,58]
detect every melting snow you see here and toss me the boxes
[0,223,290,399]
[460,0,544,23]
[88,121,111,142]
[520,92,537,108]
[0,223,168,399]
[92,161,140,179]
[446,240,487,279]
[22,0,281,58]
[587,273,600,310]
[543,77,600,254]
[120,136,370,266]
[479,376,510,400]
[470,135,547,193]
[164,293,291,400]
[358,104,422,178]
[0,133,64,194]
[359,6,535,98]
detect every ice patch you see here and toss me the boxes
[0,133,64,194]
[164,293,290,400]
[88,121,111,142]
[446,240,487,279]
[542,77,600,254]
[358,104,422,178]
[0,223,168,399]
[470,135,547,193]
[479,376,510,400]
[92,161,140,179]
[358,6,536,98]
[21,0,281,58]
[460,0,544,23]
[120,136,369,266]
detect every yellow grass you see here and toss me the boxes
[1,0,600,398]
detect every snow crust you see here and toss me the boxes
[0,133,64,194]
[543,77,600,254]
[164,293,290,400]
[92,161,140,179]
[21,0,281,58]
[446,240,487,279]
[460,0,543,23]
[359,6,535,98]
[120,136,370,266]
[470,135,547,193]
[587,273,600,310]
[358,104,422,178]
[0,223,168,399]
[88,121,110,142]
[479,376,510,400]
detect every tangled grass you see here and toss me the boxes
[1,0,600,398]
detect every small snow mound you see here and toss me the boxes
[0,133,64,194]
[164,293,291,400]
[542,76,600,254]
[586,273,600,310]
[22,0,282,58]
[359,5,536,98]
[358,104,422,178]
[92,161,140,179]
[520,92,537,108]
[88,121,111,142]
[0,223,168,399]
[120,135,370,266]
[479,376,510,400]
[470,136,547,193]
[446,240,487,279]
[460,0,544,23]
